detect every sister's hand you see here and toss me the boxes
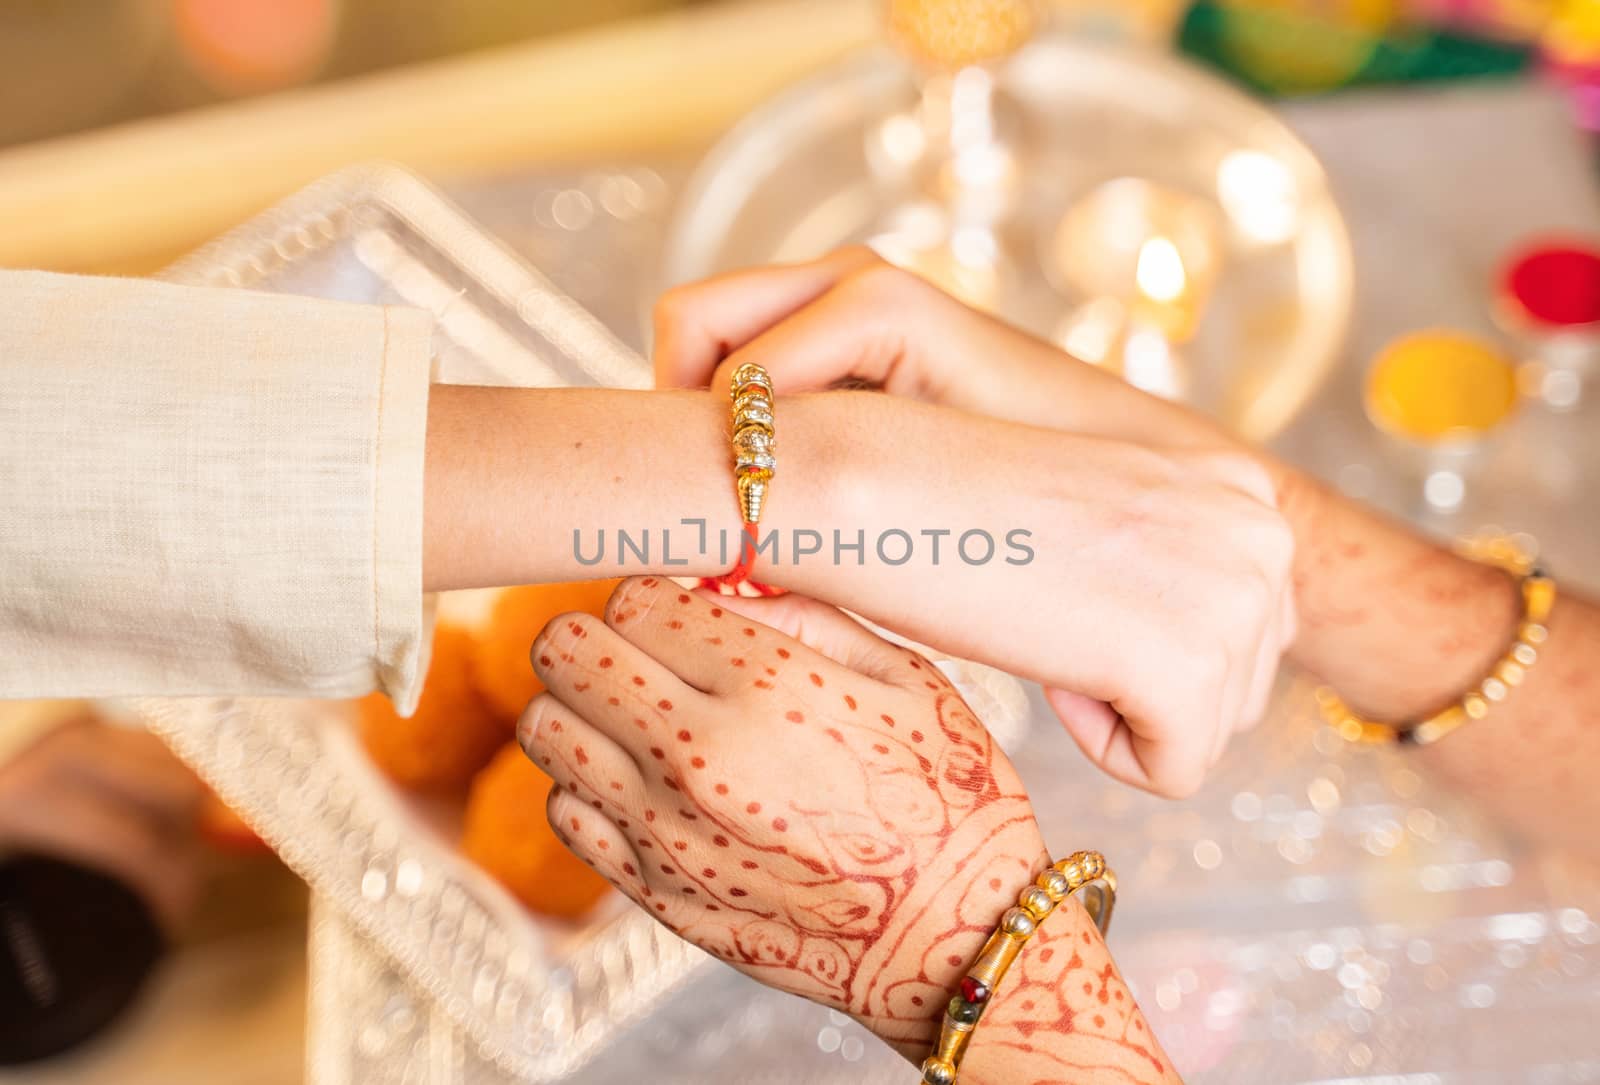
[519,577,1178,1082]
[654,247,1234,459]
[656,255,1297,798]
[519,575,1042,1043]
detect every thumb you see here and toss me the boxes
[1045,687,1209,800]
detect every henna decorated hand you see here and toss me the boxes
[519,577,1179,1083]
[519,575,1041,1043]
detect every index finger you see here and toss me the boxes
[651,247,879,389]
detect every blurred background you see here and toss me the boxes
[2,0,1595,275]
[2,0,1593,153]
[0,0,691,148]
[3,2,1600,1084]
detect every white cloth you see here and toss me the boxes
[0,270,434,714]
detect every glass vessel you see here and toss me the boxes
[663,9,1353,441]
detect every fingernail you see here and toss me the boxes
[516,703,542,752]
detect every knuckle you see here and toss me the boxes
[545,786,575,835]
[516,693,557,749]
[1151,622,1228,703]
[535,610,599,665]
[845,259,923,304]
[1204,450,1277,504]
[1261,516,1297,578]
[530,620,562,668]
[606,575,665,627]
[603,580,633,626]
[832,243,882,268]
[1227,569,1276,625]
[1186,640,1232,693]
[546,787,602,863]
[1157,762,1206,800]
[1232,516,1295,599]
[651,283,694,330]
[1234,458,1278,505]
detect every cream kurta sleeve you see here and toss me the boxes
[0,270,436,714]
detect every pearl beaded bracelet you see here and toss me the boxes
[919,850,1117,1085]
[1317,532,1555,747]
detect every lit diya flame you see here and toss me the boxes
[1136,236,1189,305]
[1052,178,1224,344]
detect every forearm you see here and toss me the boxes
[422,384,848,591]
[1280,472,1600,855]
[422,386,1023,630]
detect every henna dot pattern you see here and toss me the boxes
[546,624,1172,1085]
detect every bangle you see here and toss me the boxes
[1316,533,1556,747]
[920,851,1117,1085]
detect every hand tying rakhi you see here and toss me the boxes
[519,577,1177,1085]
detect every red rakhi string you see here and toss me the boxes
[698,522,787,597]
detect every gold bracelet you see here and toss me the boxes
[1317,533,1556,747]
[919,851,1117,1085]
[718,362,775,587]
[730,362,776,521]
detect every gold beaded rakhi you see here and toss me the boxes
[1317,533,1556,747]
[718,362,776,588]
[920,851,1117,1085]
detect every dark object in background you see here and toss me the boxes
[0,854,165,1066]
